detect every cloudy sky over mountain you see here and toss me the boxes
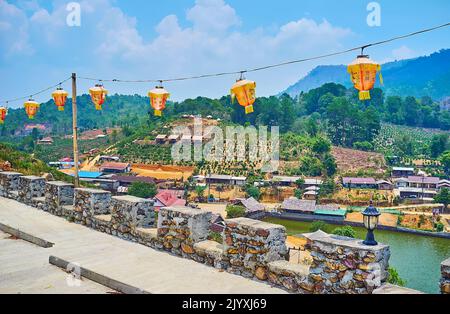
[1,0,449,106]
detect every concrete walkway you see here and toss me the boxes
[0,197,286,294]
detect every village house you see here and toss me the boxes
[210,213,225,233]
[281,197,316,214]
[376,180,394,190]
[234,197,266,217]
[205,174,247,186]
[153,190,186,211]
[303,189,318,201]
[99,162,131,174]
[342,177,377,189]
[438,179,450,190]
[394,176,440,190]
[168,134,181,144]
[155,134,167,144]
[272,176,323,188]
[280,197,346,221]
[112,175,156,194]
[37,137,53,145]
[99,155,120,163]
[391,167,415,178]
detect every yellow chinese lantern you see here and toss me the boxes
[230,78,256,114]
[52,87,68,111]
[148,84,170,116]
[0,107,7,124]
[24,99,40,119]
[89,84,108,110]
[347,54,383,100]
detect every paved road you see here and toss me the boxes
[0,230,113,294]
[0,197,286,294]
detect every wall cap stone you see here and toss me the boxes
[19,175,44,180]
[225,217,287,231]
[94,214,112,223]
[194,240,224,257]
[161,206,210,217]
[0,171,22,176]
[112,195,152,203]
[47,181,74,187]
[268,260,309,278]
[136,227,158,240]
[75,188,111,194]
[303,230,389,251]
[442,257,450,268]
[372,283,424,294]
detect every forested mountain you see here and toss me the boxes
[283,49,450,100]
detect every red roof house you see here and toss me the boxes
[153,190,186,211]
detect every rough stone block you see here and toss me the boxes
[157,206,212,256]
[0,172,22,197]
[223,217,288,278]
[441,257,450,294]
[111,195,155,232]
[18,175,46,204]
[45,181,74,214]
[74,188,111,225]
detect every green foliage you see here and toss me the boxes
[245,186,261,200]
[208,232,223,244]
[434,188,450,210]
[332,226,356,238]
[435,222,444,232]
[195,186,207,199]
[309,221,328,232]
[128,182,157,199]
[353,141,374,152]
[387,267,406,286]
[440,152,450,175]
[294,189,303,199]
[226,205,246,219]
[430,134,449,158]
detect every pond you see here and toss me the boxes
[263,217,450,294]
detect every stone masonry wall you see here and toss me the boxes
[111,195,155,234]
[74,188,111,226]
[0,172,22,199]
[441,258,450,294]
[223,217,288,280]
[45,181,74,216]
[157,206,212,257]
[303,230,390,294]
[18,176,46,204]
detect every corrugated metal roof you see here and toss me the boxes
[314,209,347,217]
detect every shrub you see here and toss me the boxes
[387,267,406,286]
[226,205,246,219]
[208,232,223,244]
[332,226,356,238]
[310,221,328,232]
[128,181,157,198]
[245,186,261,200]
[435,222,444,232]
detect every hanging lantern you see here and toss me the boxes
[347,54,383,101]
[230,77,256,114]
[89,84,108,110]
[0,107,7,124]
[148,84,170,117]
[52,87,69,111]
[24,99,40,119]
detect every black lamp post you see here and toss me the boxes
[362,201,381,246]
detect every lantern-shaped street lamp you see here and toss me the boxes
[89,84,108,111]
[0,107,7,124]
[362,201,381,246]
[52,87,69,111]
[24,98,40,119]
[148,83,170,117]
[231,74,256,114]
[347,54,382,101]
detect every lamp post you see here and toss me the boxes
[362,201,381,246]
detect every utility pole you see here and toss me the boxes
[72,73,80,188]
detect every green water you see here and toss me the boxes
[264,217,450,294]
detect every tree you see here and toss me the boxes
[226,205,246,219]
[430,134,449,158]
[128,182,157,198]
[434,188,450,212]
[311,136,331,155]
[387,267,406,286]
[246,186,261,200]
[332,226,356,238]
[195,185,207,200]
[440,151,450,175]
[309,221,328,232]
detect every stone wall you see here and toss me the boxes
[74,188,111,226]
[223,217,288,279]
[111,195,155,234]
[18,176,46,204]
[45,181,74,215]
[0,175,401,294]
[157,206,212,257]
[0,172,22,199]
[441,258,450,294]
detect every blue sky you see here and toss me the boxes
[1,0,449,107]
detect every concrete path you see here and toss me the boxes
[0,197,286,294]
[0,230,113,294]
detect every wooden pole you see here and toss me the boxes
[72,73,80,188]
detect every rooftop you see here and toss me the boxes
[100,162,131,171]
[281,197,316,212]
[342,177,377,185]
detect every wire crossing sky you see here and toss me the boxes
[1,21,449,105]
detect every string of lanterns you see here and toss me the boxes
[0,22,448,123]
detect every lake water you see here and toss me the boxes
[263,217,450,294]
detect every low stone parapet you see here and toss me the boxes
[74,188,111,226]
[267,260,310,292]
[303,230,390,294]
[111,196,155,235]
[157,206,212,257]
[18,176,46,204]
[45,181,74,215]
[441,257,450,294]
[223,217,288,280]
[193,240,228,269]
[0,172,22,198]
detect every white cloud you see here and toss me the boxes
[0,0,32,55]
[186,0,240,33]
[391,45,416,60]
